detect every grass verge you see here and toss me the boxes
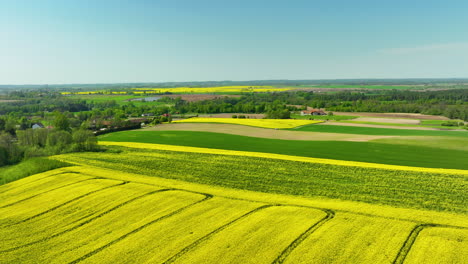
[0,158,70,185]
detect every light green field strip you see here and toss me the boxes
[0,171,93,205]
[0,179,121,227]
[404,227,468,264]
[0,182,160,250]
[80,197,264,263]
[372,136,468,151]
[170,206,327,264]
[283,212,416,264]
[100,141,468,176]
[0,190,207,264]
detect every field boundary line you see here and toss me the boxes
[162,204,274,264]
[272,209,335,264]
[99,141,468,176]
[0,188,178,253]
[0,177,104,209]
[68,194,213,264]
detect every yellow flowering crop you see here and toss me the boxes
[284,212,416,264]
[2,163,466,263]
[403,227,468,264]
[60,86,293,95]
[172,117,322,129]
[171,206,327,264]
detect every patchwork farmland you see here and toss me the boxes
[3,1,468,263]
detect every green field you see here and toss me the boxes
[290,114,357,121]
[298,85,421,90]
[340,120,463,129]
[99,131,468,170]
[292,124,468,136]
[373,136,468,152]
[69,94,172,106]
[420,119,465,126]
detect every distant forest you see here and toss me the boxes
[1,78,468,91]
[0,87,467,166]
[175,89,468,120]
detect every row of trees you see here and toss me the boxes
[170,90,468,121]
[0,128,97,166]
[0,110,99,166]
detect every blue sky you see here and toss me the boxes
[1,0,468,84]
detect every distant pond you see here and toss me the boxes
[132,96,161,102]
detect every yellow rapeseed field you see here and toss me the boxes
[170,206,327,264]
[403,227,468,264]
[80,197,265,263]
[60,86,293,95]
[1,165,466,263]
[283,212,416,264]
[131,86,293,93]
[172,117,323,129]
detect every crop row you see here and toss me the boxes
[1,168,466,264]
[54,146,468,214]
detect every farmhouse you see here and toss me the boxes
[300,109,326,116]
[31,122,45,129]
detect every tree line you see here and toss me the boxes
[172,90,468,121]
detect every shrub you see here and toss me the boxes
[441,121,460,127]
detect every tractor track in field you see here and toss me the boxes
[68,193,213,264]
[54,168,468,227]
[4,167,468,263]
[0,177,105,208]
[392,223,468,264]
[3,180,128,227]
[0,188,179,253]
[272,209,335,264]
[393,223,438,264]
[162,204,275,264]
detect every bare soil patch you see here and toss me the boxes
[331,112,449,120]
[145,123,395,142]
